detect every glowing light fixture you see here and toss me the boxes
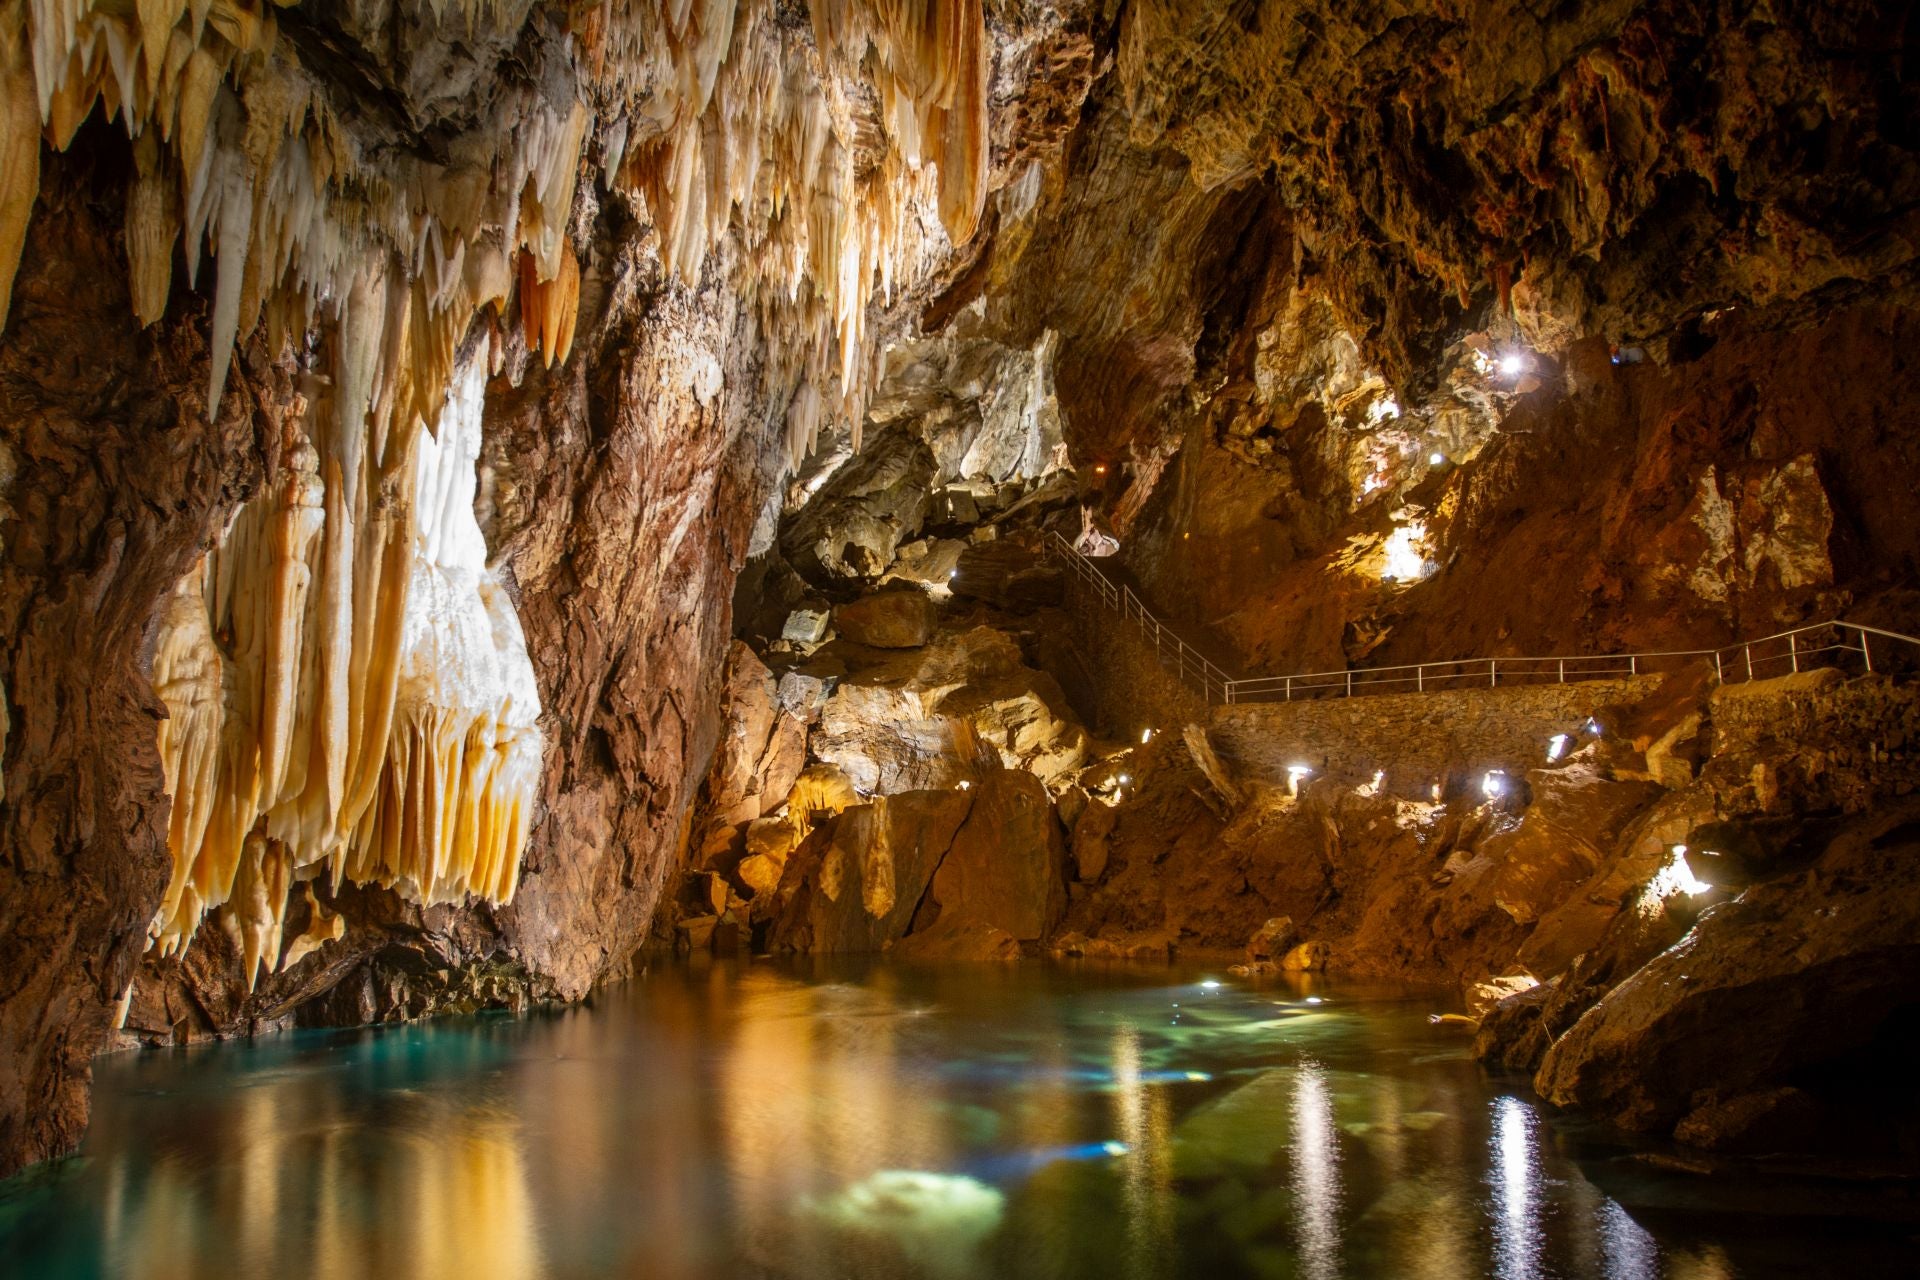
[1140,728,1153,745]
[1481,770,1506,799]
[1498,351,1528,377]
[1201,980,1221,991]
[1094,464,1107,475]
[1287,763,1313,798]
[1586,717,1602,735]
[1430,451,1446,466]
[1304,996,1324,1005]
[1547,734,1571,762]
[957,780,972,791]
[1651,845,1713,898]
[1117,773,1132,785]
[1102,1141,1129,1157]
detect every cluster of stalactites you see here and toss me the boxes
[593,0,988,464]
[4,1,992,472]
[150,355,542,987]
[2,0,588,426]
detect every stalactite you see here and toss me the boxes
[9,0,998,968]
[151,354,542,958]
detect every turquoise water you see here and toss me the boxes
[0,961,1911,1278]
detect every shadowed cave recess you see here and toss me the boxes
[2,0,1920,1271]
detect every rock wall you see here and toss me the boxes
[0,154,278,1175]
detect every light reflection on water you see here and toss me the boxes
[0,961,1903,1279]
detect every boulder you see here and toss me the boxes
[1464,974,1538,1019]
[835,590,939,648]
[1245,917,1297,964]
[1070,799,1117,882]
[879,537,968,595]
[811,626,1087,794]
[949,540,1064,611]
[891,918,1022,962]
[1472,978,1561,1072]
[915,769,1067,943]
[1280,941,1329,972]
[768,790,973,954]
[782,609,830,644]
[1535,803,1920,1135]
[777,663,841,724]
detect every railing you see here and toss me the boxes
[1045,534,1919,706]
[1047,531,1234,703]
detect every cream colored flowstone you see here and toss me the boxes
[152,359,542,989]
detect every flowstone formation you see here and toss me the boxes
[148,356,542,985]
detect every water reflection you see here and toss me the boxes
[1290,1062,1340,1280]
[1,962,1907,1279]
[1491,1095,1543,1280]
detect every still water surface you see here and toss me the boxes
[0,960,1908,1278]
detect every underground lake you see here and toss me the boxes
[1,960,1910,1279]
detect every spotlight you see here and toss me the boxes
[1117,773,1132,785]
[957,780,971,791]
[1481,770,1506,799]
[1287,763,1312,797]
[1498,351,1527,377]
[1140,728,1153,745]
[1547,733,1570,762]
[948,568,959,580]
[1304,996,1324,1005]
[1094,464,1107,475]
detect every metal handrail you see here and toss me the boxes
[1045,531,1917,706]
[1047,531,1234,702]
[1220,620,1917,704]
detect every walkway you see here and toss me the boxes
[1045,531,1919,705]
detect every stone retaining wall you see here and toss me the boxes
[1209,677,1657,793]
[1058,574,1211,737]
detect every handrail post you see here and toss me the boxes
[1862,629,1874,673]
[1346,670,1353,697]
[1789,632,1799,674]
[1286,675,1293,702]
[1629,654,1637,676]
[1714,651,1723,683]
[1417,666,1423,692]
[1558,658,1565,683]
[1490,659,1497,688]
[1745,644,1753,681]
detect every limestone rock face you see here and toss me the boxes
[0,167,277,1175]
[834,591,939,649]
[768,791,974,955]
[1535,804,1920,1134]
[916,769,1067,945]
[811,626,1087,794]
